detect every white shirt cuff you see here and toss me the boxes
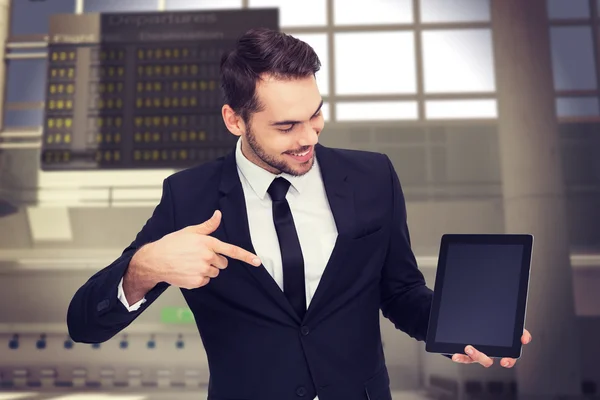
[117,277,147,312]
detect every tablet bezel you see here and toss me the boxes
[425,234,533,359]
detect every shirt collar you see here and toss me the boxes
[235,137,316,200]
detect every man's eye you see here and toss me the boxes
[279,124,295,133]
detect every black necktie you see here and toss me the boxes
[267,177,306,319]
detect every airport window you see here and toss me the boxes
[556,97,600,117]
[9,0,75,37]
[3,108,45,129]
[550,27,597,91]
[333,0,413,26]
[334,31,416,95]
[7,0,567,128]
[547,0,590,19]
[336,101,419,121]
[421,29,495,93]
[249,0,327,27]
[5,59,48,104]
[165,0,242,10]
[546,1,600,120]
[83,0,159,13]
[425,99,497,120]
[289,33,329,96]
[419,0,490,23]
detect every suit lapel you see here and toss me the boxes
[217,144,358,325]
[217,149,301,325]
[303,144,357,322]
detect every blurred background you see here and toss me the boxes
[0,0,598,399]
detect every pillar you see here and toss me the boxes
[491,0,582,398]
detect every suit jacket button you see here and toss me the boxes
[300,326,310,336]
[296,386,307,397]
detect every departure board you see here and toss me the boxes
[41,9,278,170]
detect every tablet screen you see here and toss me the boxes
[434,243,524,347]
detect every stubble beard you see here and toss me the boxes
[245,124,313,177]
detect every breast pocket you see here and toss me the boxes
[347,225,387,278]
[345,225,385,263]
[352,225,383,241]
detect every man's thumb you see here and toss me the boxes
[194,210,221,235]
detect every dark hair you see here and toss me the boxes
[220,28,321,124]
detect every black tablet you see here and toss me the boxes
[425,234,533,359]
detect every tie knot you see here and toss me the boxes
[268,177,291,201]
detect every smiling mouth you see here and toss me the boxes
[288,149,310,157]
[285,147,313,163]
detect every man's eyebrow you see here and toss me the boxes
[269,99,324,126]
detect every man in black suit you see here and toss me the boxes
[67,28,531,400]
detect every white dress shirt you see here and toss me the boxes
[118,136,338,312]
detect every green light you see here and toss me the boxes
[160,307,195,324]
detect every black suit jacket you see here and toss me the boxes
[67,143,435,400]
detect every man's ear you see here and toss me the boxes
[222,105,245,137]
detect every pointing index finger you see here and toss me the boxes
[207,236,261,266]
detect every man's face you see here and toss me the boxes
[240,74,324,176]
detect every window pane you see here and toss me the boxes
[336,101,418,121]
[333,0,412,25]
[335,32,416,95]
[166,0,242,10]
[3,109,45,128]
[38,170,175,188]
[322,102,330,121]
[547,0,590,19]
[10,0,75,36]
[425,99,497,119]
[550,27,597,90]
[420,0,490,23]
[290,33,329,96]
[249,0,326,27]
[5,59,48,103]
[422,29,495,93]
[556,97,600,117]
[84,0,158,12]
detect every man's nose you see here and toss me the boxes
[297,123,319,147]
